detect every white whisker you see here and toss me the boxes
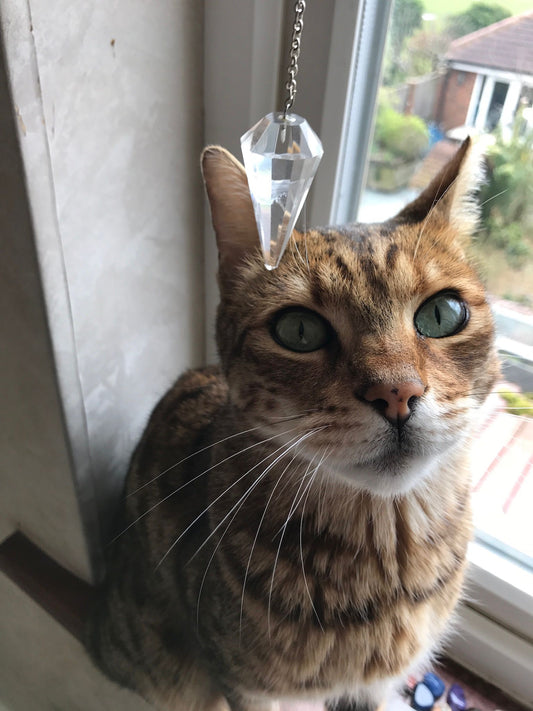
[196,436,307,633]
[267,448,323,636]
[292,234,307,268]
[111,425,303,544]
[479,188,508,209]
[414,171,457,259]
[128,410,316,498]
[195,503,238,632]
[238,437,314,638]
[187,430,319,566]
[127,424,266,497]
[299,447,330,631]
[157,427,329,571]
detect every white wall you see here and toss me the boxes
[0,0,205,582]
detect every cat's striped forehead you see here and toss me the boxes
[232,221,476,325]
[289,226,414,318]
[308,224,414,292]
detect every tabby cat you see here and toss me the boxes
[88,139,499,711]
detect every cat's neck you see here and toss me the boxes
[209,416,471,553]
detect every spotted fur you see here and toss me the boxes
[87,140,499,711]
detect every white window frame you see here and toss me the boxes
[457,61,533,132]
[203,2,533,706]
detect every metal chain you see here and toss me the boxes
[282,0,306,119]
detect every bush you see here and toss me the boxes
[480,120,533,226]
[485,215,531,268]
[373,106,429,162]
[478,112,533,269]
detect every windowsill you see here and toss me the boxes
[0,532,93,643]
[466,538,533,641]
[446,603,533,709]
[445,540,533,708]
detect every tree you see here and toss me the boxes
[403,25,453,78]
[383,0,424,85]
[447,3,511,39]
[390,0,424,56]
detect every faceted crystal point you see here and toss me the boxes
[240,112,323,270]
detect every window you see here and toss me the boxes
[338,0,533,702]
[205,0,533,703]
[352,0,533,572]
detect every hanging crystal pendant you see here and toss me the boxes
[240,112,323,270]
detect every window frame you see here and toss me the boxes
[203,1,533,704]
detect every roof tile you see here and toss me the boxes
[446,10,533,76]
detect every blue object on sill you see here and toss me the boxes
[423,672,445,700]
[412,682,434,710]
[447,683,467,711]
[428,122,444,148]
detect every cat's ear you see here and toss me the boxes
[394,137,482,241]
[201,146,260,279]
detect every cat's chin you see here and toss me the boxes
[319,405,472,497]
[327,453,442,498]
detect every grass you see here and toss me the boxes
[498,389,533,417]
[422,0,532,19]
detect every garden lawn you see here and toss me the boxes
[422,0,532,20]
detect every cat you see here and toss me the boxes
[87,138,499,711]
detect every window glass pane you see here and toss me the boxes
[357,0,533,569]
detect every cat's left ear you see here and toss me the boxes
[201,145,260,283]
[394,137,483,242]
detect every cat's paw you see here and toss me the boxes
[325,698,376,711]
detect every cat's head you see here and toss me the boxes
[202,140,499,497]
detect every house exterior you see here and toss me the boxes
[438,10,533,133]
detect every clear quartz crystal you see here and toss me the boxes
[240,112,323,270]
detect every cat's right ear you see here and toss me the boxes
[201,146,260,283]
[393,137,482,243]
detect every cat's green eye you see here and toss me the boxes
[272,308,331,353]
[414,292,468,338]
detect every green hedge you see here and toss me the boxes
[373,106,429,162]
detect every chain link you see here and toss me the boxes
[282,0,306,118]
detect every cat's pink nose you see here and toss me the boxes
[363,381,425,425]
